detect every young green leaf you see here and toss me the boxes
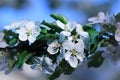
[9,38,17,46]
[50,14,69,24]
[41,21,62,32]
[16,51,34,68]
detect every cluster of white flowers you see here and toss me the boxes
[4,20,41,44]
[47,20,89,68]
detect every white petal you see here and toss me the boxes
[74,39,84,52]
[76,53,85,62]
[60,31,71,36]
[26,21,35,30]
[56,20,65,29]
[88,17,97,22]
[68,36,73,41]
[68,56,78,68]
[16,27,26,34]
[4,25,13,30]
[62,40,74,50]
[76,24,83,34]
[19,34,27,41]
[44,57,52,65]
[64,51,71,61]
[47,40,59,55]
[59,33,65,42]
[0,41,8,48]
[76,25,89,38]
[28,35,36,44]
[98,12,105,20]
[80,31,89,38]
[67,22,76,32]
[47,46,59,55]
[31,27,41,37]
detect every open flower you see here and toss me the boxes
[56,20,78,37]
[4,20,29,30]
[31,56,56,75]
[15,20,41,44]
[76,24,89,38]
[62,39,85,68]
[56,20,76,32]
[88,12,106,24]
[0,32,8,48]
[47,40,61,55]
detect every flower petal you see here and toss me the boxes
[56,20,65,29]
[68,56,78,68]
[0,42,8,48]
[67,22,76,32]
[19,34,27,41]
[64,51,71,61]
[76,53,85,62]
[47,46,59,55]
[47,40,59,55]
[60,31,71,37]
[62,40,74,50]
[74,39,84,53]
[28,35,36,44]
[88,17,98,22]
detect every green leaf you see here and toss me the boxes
[41,28,48,34]
[9,38,17,46]
[90,40,104,53]
[16,51,34,68]
[41,21,62,32]
[88,51,104,68]
[63,65,75,75]
[37,33,59,41]
[50,14,69,24]
[48,60,75,80]
[83,24,99,44]
[83,24,101,53]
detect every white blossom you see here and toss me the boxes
[56,20,76,32]
[4,20,29,30]
[88,12,106,24]
[15,20,41,44]
[47,40,61,55]
[62,39,85,68]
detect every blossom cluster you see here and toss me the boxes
[0,12,120,80]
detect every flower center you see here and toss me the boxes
[70,49,77,56]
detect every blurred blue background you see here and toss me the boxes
[1,0,120,80]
